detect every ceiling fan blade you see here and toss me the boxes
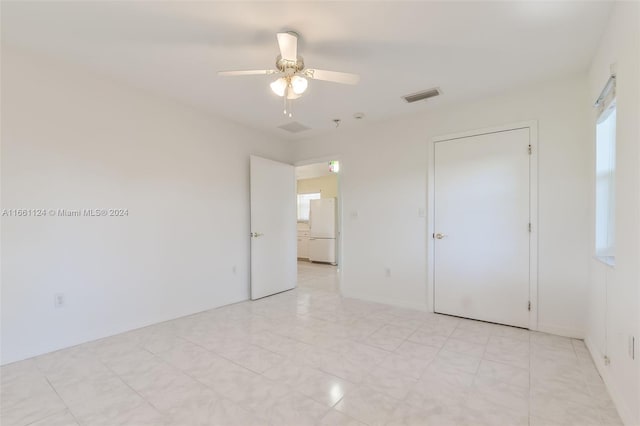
[277,32,298,61]
[218,70,277,76]
[304,69,360,85]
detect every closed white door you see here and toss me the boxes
[434,128,531,328]
[250,155,297,300]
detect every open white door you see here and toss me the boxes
[434,128,531,328]
[250,155,297,300]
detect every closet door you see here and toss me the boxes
[434,128,531,328]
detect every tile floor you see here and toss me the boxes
[1,261,623,426]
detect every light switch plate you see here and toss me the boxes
[54,293,65,308]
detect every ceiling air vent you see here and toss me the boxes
[402,87,441,103]
[278,122,311,133]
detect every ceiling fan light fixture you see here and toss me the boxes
[219,31,360,117]
[270,77,288,97]
[291,76,308,95]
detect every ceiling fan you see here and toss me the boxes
[218,31,360,117]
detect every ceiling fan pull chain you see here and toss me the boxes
[283,84,293,118]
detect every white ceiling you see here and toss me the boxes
[2,1,612,140]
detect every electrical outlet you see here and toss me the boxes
[351,210,359,219]
[385,267,391,277]
[418,208,426,218]
[54,293,65,308]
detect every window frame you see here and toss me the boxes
[594,93,617,266]
[297,192,321,222]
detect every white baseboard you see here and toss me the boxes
[340,289,428,312]
[335,296,587,337]
[536,322,585,339]
[584,337,637,426]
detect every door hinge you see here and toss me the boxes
[528,145,532,155]
[528,301,531,311]
[528,223,532,232]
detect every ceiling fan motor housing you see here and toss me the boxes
[276,55,305,74]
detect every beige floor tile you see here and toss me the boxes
[394,341,440,360]
[361,366,417,400]
[168,392,265,426]
[451,327,491,345]
[476,359,529,388]
[219,344,285,374]
[318,409,366,426]
[470,375,530,414]
[377,352,432,380]
[376,324,415,339]
[294,369,356,407]
[0,374,67,426]
[405,367,475,408]
[51,372,130,408]
[334,385,399,426]
[28,410,79,426]
[0,262,623,426]
[406,329,448,349]
[484,336,530,370]
[386,401,465,426]
[430,349,482,374]
[359,330,405,351]
[530,391,603,426]
[442,337,486,358]
[256,391,329,426]
[155,339,231,378]
[222,374,291,413]
[461,395,528,426]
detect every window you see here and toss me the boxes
[595,100,616,262]
[297,192,321,221]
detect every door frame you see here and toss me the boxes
[294,155,343,276]
[427,121,539,330]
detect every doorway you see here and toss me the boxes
[429,123,538,329]
[295,161,340,288]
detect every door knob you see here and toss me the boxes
[434,233,447,239]
[250,232,264,238]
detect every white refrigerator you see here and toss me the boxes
[309,198,337,264]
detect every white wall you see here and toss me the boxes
[297,174,338,199]
[0,46,292,364]
[293,73,591,338]
[585,2,640,425]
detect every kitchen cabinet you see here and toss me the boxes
[297,230,310,259]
